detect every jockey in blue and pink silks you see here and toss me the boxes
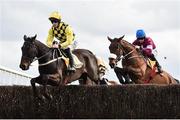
[132,29,162,73]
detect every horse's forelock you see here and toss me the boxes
[23,35,37,42]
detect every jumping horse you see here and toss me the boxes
[19,35,101,99]
[108,35,179,84]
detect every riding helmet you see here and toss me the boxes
[136,29,146,39]
[49,11,61,21]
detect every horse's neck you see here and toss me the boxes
[35,40,49,56]
[122,40,146,67]
[35,40,52,63]
[122,40,136,55]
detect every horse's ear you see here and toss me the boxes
[24,35,27,41]
[120,35,125,40]
[107,36,113,42]
[32,34,37,40]
[30,34,37,42]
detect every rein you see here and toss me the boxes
[38,48,65,67]
[38,56,63,67]
[28,48,64,67]
[116,43,142,61]
[33,50,52,62]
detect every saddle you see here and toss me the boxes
[52,48,83,69]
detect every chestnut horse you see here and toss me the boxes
[108,35,178,84]
[20,35,101,99]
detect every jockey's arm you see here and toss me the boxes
[46,28,54,47]
[132,40,141,50]
[135,45,140,49]
[132,39,140,46]
[142,45,153,56]
[60,26,74,49]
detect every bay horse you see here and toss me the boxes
[19,35,100,99]
[107,35,178,84]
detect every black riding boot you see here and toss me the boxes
[64,48,76,72]
[149,54,162,73]
[155,61,162,73]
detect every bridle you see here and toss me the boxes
[23,49,52,64]
[116,41,142,61]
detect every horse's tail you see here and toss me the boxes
[87,50,94,55]
[95,56,108,78]
[174,78,180,84]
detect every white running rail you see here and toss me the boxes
[0,65,32,86]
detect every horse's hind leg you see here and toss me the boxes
[78,73,87,85]
[86,68,100,85]
[79,73,96,85]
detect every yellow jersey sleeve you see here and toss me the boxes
[46,28,54,47]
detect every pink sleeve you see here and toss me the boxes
[132,39,140,46]
[142,48,152,56]
[147,37,156,49]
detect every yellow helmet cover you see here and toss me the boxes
[49,11,61,20]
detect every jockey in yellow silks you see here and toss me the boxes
[46,11,76,72]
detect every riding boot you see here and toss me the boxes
[149,54,162,74]
[65,48,76,72]
[114,67,125,84]
[156,61,163,73]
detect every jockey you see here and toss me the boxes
[46,11,76,72]
[132,29,162,73]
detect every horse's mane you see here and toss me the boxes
[121,39,144,57]
[34,39,50,52]
[121,39,135,50]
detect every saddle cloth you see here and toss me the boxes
[146,58,157,72]
[62,54,83,68]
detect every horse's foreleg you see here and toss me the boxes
[42,85,52,100]
[114,67,125,84]
[30,77,41,99]
[31,75,48,100]
[40,74,54,100]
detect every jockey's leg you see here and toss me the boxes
[149,54,162,73]
[64,48,76,72]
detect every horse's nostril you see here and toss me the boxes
[20,64,27,70]
[109,64,115,68]
[20,64,24,69]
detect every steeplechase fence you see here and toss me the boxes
[0,85,179,119]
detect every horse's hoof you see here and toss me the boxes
[34,95,45,102]
[41,95,46,101]
[49,94,53,99]
[43,94,53,101]
[47,94,53,100]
